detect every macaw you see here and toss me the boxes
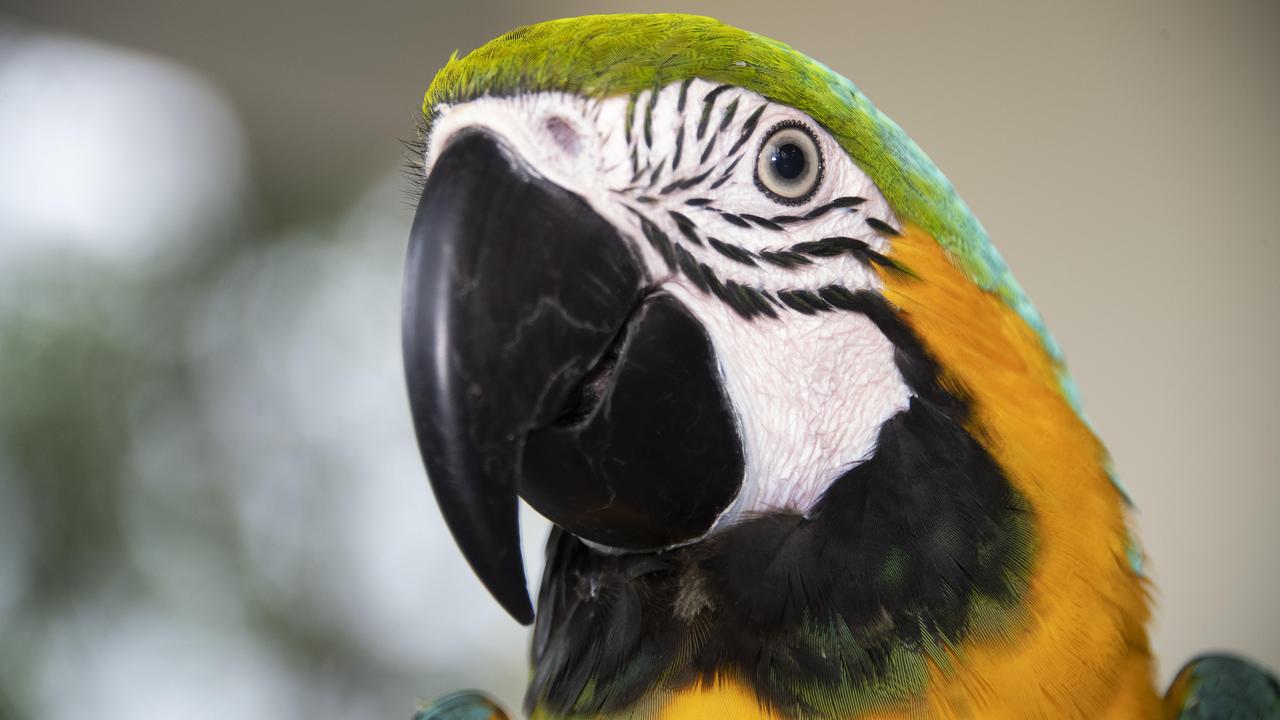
[400,14,1279,720]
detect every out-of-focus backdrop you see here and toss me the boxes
[0,2,1275,718]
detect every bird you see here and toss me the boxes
[399,13,1279,720]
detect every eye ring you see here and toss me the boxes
[753,120,824,206]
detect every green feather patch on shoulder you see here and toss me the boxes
[414,691,509,720]
[1167,655,1280,719]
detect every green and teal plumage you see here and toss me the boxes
[414,691,508,720]
[1165,655,1280,720]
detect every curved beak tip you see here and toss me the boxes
[403,130,637,626]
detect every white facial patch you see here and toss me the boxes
[423,80,912,532]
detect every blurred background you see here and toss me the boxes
[0,1,1275,718]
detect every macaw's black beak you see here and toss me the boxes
[403,130,744,624]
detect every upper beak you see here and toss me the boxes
[403,129,743,624]
[402,130,644,624]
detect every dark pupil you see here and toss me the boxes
[770,142,806,181]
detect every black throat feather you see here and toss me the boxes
[525,291,1036,718]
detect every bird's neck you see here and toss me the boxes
[527,224,1159,719]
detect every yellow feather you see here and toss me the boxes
[879,225,1159,718]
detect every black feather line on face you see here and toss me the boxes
[701,133,721,166]
[525,295,1035,718]
[674,244,709,293]
[716,154,741,182]
[792,237,908,275]
[697,84,733,140]
[727,104,766,157]
[740,213,784,232]
[775,288,831,314]
[719,98,739,132]
[667,211,703,246]
[643,86,659,149]
[626,206,677,271]
[658,166,716,196]
[625,92,639,146]
[677,78,694,113]
[758,249,812,269]
[866,216,902,236]
[646,158,665,189]
[698,133,718,165]
[718,279,771,320]
[707,237,758,266]
[743,285,778,318]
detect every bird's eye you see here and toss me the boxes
[754,121,823,205]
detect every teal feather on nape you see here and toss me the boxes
[1169,654,1280,719]
[413,691,508,720]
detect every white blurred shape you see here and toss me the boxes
[0,28,247,264]
[123,382,249,624]
[37,600,295,720]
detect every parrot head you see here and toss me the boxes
[403,14,1153,718]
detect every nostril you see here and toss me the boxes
[545,116,581,155]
